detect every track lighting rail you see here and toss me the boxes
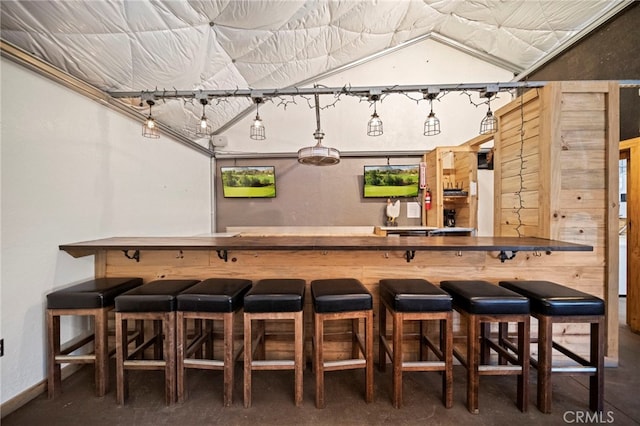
[108,81,548,100]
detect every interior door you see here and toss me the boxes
[620,137,639,332]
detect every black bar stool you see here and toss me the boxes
[114,279,199,405]
[311,278,374,409]
[243,278,305,408]
[499,280,605,413]
[378,279,453,408]
[176,278,252,406]
[46,277,142,398]
[440,280,530,414]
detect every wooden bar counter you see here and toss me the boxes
[59,235,591,257]
[60,235,611,363]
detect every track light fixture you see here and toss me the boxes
[367,94,383,137]
[142,97,159,139]
[195,96,211,137]
[423,92,441,136]
[479,92,498,135]
[250,97,266,140]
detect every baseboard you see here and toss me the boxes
[1,364,84,418]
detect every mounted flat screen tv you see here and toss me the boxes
[363,165,420,198]
[220,166,276,198]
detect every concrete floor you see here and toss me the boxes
[4,300,639,426]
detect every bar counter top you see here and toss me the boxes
[59,235,592,258]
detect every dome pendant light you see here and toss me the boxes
[298,93,340,166]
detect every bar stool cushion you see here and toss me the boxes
[47,277,143,309]
[440,280,529,315]
[380,279,452,312]
[243,279,305,313]
[311,278,372,313]
[499,280,604,316]
[115,279,200,312]
[177,278,252,312]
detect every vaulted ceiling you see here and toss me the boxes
[0,0,630,144]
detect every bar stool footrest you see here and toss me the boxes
[324,359,366,370]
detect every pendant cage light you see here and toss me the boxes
[479,94,498,135]
[195,97,211,137]
[367,95,383,136]
[142,99,160,139]
[423,93,441,136]
[298,93,340,166]
[250,97,266,140]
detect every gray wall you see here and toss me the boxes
[526,2,640,140]
[215,156,424,230]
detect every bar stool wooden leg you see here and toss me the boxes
[351,318,359,359]
[94,309,109,397]
[443,314,454,408]
[365,309,374,404]
[517,318,530,412]
[538,315,553,413]
[256,320,266,361]
[115,312,128,406]
[164,312,176,405]
[294,310,304,407]
[314,311,325,409]
[47,311,61,399]
[154,320,163,360]
[590,318,605,412]
[176,312,186,404]
[243,314,252,408]
[480,322,491,365]
[467,314,480,414]
[223,312,234,407]
[378,304,387,372]
[135,319,145,352]
[498,322,508,365]
[205,319,214,359]
[420,320,427,362]
[392,311,403,408]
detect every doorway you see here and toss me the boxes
[620,137,639,332]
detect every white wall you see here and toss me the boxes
[0,58,211,404]
[220,38,513,154]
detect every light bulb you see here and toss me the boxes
[200,116,207,129]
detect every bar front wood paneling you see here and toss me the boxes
[58,235,615,364]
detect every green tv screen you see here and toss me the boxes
[220,166,276,198]
[363,165,419,198]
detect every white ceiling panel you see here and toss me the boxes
[0,0,629,143]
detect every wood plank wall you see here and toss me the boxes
[493,81,619,361]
